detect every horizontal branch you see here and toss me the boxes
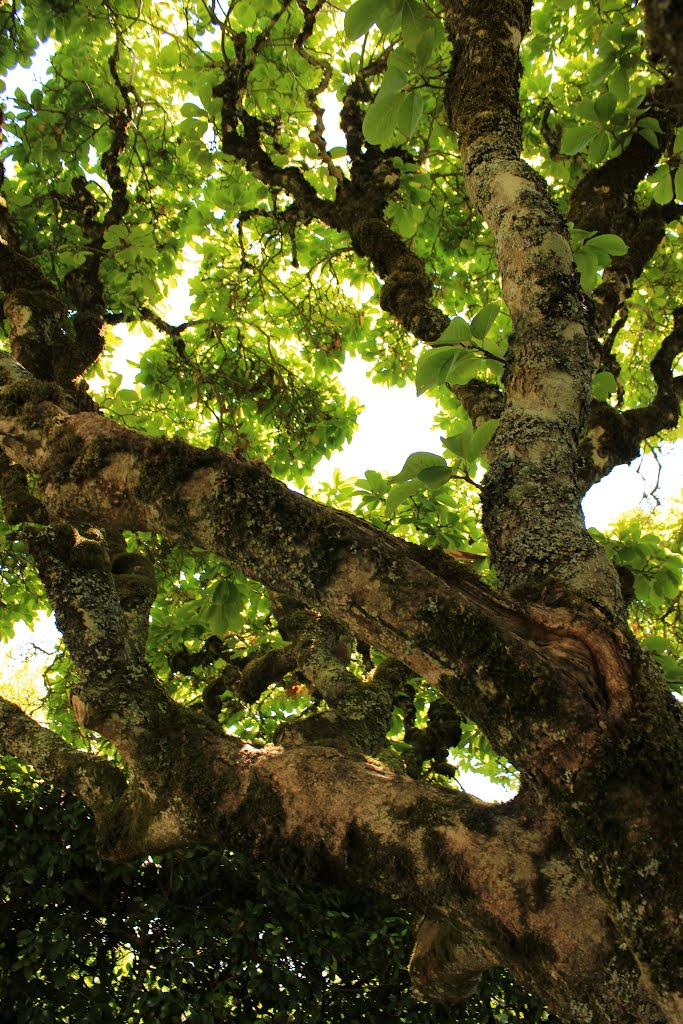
[0,695,126,812]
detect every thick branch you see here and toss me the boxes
[0,383,645,798]
[443,0,621,610]
[1,370,682,1011]
[25,524,192,789]
[0,695,126,812]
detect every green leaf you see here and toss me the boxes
[344,0,377,39]
[562,123,597,155]
[386,479,421,516]
[651,166,673,205]
[594,91,617,122]
[638,115,661,133]
[417,464,452,488]
[414,24,437,70]
[609,66,630,101]
[592,371,617,401]
[375,0,403,33]
[588,233,628,256]
[158,41,179,68]
[363,91,403,146]
[639,127,660,148]
[386,45,414,78]
[396,91,423,139]
[674,165,683,202]
[436,317,471,344]
[401,0,436,54]
[593,90,618,121]
[480,335,507,358]
[642,635,668,655]
[574,248,599,291]
[446,352,485,385]
[470,302,500,340]
[392,451,447,482]
[441,429,471,458]
[588,130,609,164]
[180,101,204,117]
[467,418,499,460]
[204,580,243,635]
[415,345,457,395]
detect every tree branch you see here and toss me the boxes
[25,523,198,790]
[270,594,392,755]
[0,694,126,812]
[0,380,626,784]
[442,0,621,609]
[579,308,683,489]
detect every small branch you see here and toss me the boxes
[271,594,392,754]
[579,308,683,489]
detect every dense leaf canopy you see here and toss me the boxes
[0,0,681,1022]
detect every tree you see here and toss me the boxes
[0,0,681,1020]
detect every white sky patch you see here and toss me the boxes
[311,355,442,483]
[582,442,683,532]
[312,358,683,535]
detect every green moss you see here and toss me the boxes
[0,463,47,524]
[0,378,62,416]
[111,552,157,610]
[40,425,83,484]
[135,435,221,518]
[69,434,117,482]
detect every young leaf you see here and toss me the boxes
[204,580,243,636]
[470,302,500,340]
[609,66,630,101]
[592,370,617,401]
[652,167,674,205]
[386,479,421,516]
[562,124,597,155]
[344,0,377,39]
[594,91,617,122]
[639,127,660,148]
[392,451,447,482]
[442,427,472,459]
[397,91,423,140]
[574,248,599,291]
[466,419,499,461]
[375,0,403,33]
[401,0,436,53]
[417,464,453,488]
[587,233,628,256]
[446,353,485,386]
[588,130,609,164]
[415,346,457,395]
[675,165,683,202]
[436,317,471,345]
[363,92,403,146]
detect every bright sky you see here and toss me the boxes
[315,355,683,536]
